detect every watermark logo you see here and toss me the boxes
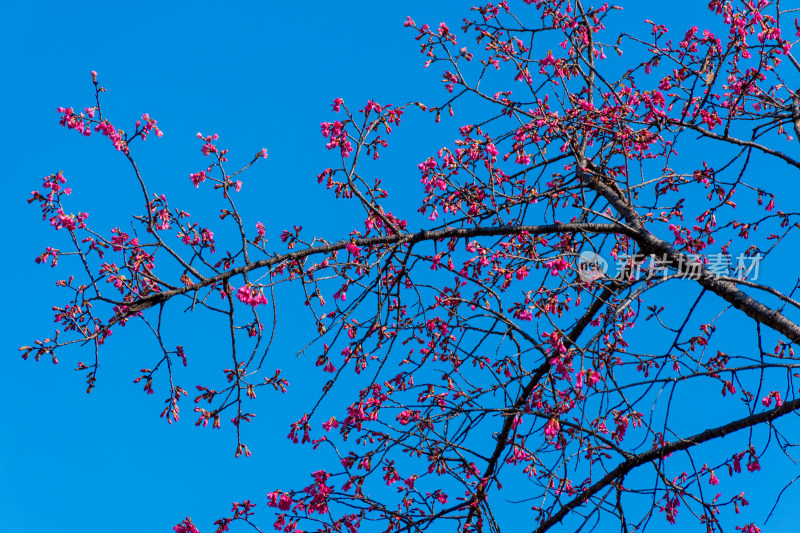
[577,251,609,281]
[576,252,762,281]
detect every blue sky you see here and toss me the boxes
[3,1,799,532]
[1,2,467,531]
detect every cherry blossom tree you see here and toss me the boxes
[23,1,800,532]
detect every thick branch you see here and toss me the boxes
[467,278,621,524]
[583,173,800,343]
[532,396,800,533]
[791,89,800,146]
[118,222,633,318]
[665,119,800,169]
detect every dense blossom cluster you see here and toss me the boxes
[22,2,800,533]
[57,89,161,154]
[236,285,268,307]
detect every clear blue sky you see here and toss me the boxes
[1,2,468,531]
[3,1,798,532]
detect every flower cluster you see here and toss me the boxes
[57,107,92,136]
[321,120,353,158]
[94,120,128,153]
[198,132,219,156]
[135,113,163,140]
[545,257,569,276]
[236,285,268,307]
[173,517,200,533]
[190,170,207,187]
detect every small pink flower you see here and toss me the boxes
[190,171,207,187]
[544,418,560,438]
[173,518,199,533]
[267,491,279,507]
[278,493,292,511]
[545,258,569,276]
[236,285,268,307]
[736,524,761,533]
[345,242,361,258]
[322,417,339,431]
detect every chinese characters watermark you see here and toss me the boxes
[576,252,762,282]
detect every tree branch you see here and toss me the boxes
[533,396,800,533]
